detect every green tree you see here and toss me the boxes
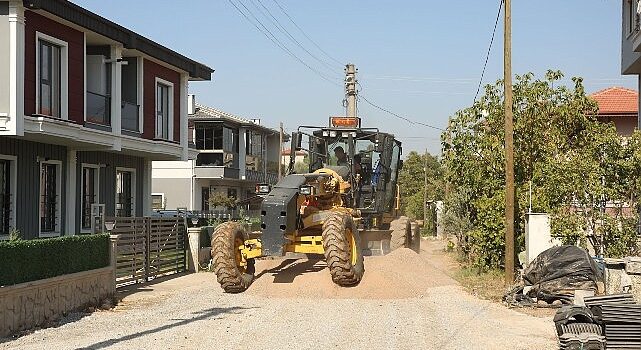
[208,192,237,209]
[443,70,639,269]
[397,151,444,221]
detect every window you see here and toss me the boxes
[116,169,135,217]
[40,161,61,235]
[155,79,173,140]
[39,40,61,117]
[195,124,238,167]
[151,193,164,210]
[0,160,10,236]
[81,165,100,230]
[201,187,210,211]
[227,188,237,200]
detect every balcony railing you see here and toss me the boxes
[121,100,139,132]
[86,91,111,126]
[246,169,279,184]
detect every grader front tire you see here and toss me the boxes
[211,222,255,293]
[390,216,411,251]
[322,213,364,286]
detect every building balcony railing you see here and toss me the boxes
[194,166,240,179]
[86,91,111,126]
[121,100,139,132]
[246,169,278,184]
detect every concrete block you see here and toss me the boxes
[525,213,561,264]
[625,257,641,274]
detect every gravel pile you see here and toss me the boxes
[248,247,454,299]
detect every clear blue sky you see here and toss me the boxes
[75,0,635,155]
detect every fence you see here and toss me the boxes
[110,217,186,288]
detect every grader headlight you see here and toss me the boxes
[299,185,314,196]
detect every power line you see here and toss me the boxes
[271,0,344,66]
[228,0,340,86]
[474,0,504,102]
[358,93,445,131]
[250,0,342,75]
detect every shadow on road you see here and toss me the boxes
[116,272,190,300]
[75,306,252,350]
[255,258,327,283]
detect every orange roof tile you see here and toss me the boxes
[590,87,638,115]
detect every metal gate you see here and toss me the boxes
[112,217,186,288]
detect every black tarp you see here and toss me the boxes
[523,245,600,303]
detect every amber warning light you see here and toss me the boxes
[329,116,360,128]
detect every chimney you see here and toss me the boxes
[187,94,196,115]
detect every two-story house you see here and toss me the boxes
[0,0,213,239]
[152,97,281,211]
[590,87,638,136]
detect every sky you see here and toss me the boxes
[74,0,635,155]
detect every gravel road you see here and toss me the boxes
[1,239,557,350]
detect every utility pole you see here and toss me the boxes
[504,0,515,285]
[278,122,284,180]
[423,149,429,228]
[345,64,357,118]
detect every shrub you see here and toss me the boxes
[0,234,110,286]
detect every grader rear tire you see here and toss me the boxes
[322,213,364,286]
[410,221,421,253]
[211,222,255,293]
[390,216,411,251]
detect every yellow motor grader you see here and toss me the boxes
[211,116,419,293]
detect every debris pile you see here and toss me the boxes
[505,245,601,306]
[553,293,641,350]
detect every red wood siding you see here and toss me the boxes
[142,58,181,141]
[24,11,84,123]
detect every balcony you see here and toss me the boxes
[194,166,240,179]
[121,100,139,132]
[86,91,111,126]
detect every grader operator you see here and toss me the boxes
[210,116,419,293]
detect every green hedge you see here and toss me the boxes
[0,234,110,286]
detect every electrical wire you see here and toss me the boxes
[359,92,445,131]
[271,0,344,66]
[251,0,342,75]
[228,0,340,86]
[473,0,504,102]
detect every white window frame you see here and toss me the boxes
[0,155,17,240]
[151,192,165,210]
[155,77,174,141]
[115,167,136,217]
[39,159,62,238]
[35,31,68,120]
[80,163,100,233]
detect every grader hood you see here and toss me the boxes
[260,175,306,256]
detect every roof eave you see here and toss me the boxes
[24,0,214,81]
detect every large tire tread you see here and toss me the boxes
[211,222,254,293]
[322,213,364,286]
[390,216,411,251]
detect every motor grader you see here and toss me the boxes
[210,116,420,293]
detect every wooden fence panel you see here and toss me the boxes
[111,217,186,288]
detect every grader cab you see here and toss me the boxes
[211,116,420,293]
